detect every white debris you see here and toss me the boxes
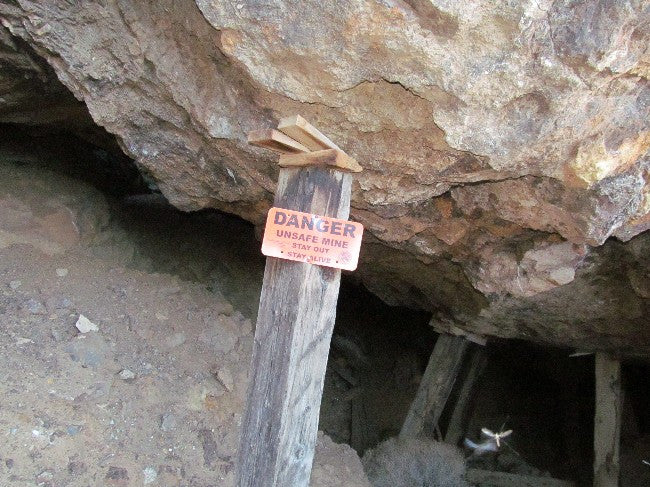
[118,369,136,380]
[143,466,157,484]
[9,280,22,290]
[15,337,34,345]
[56,268,69,277]
[75,314,99,333]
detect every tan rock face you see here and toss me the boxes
[0,163,110,254]
[0,0,648,354]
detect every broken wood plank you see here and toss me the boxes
[349,368,377,455]
[236,166,353,487]
[445,345,488,445]
[593,353,622,487]
[465,469,575,487]
[400,334,469,439]
[279,148,362,173]
[278,114,341,151]
[248,128,310,154]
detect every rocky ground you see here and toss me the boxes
[0,160,371,486]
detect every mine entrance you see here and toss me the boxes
[1,121,650,487]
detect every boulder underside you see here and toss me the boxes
[0,0,648,355]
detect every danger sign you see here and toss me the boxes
[261,207,364,271]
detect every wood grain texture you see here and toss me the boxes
[445,345,488,445]
[248,128,311,154]
[277,115,341,151]
[279,149,362,173]
[400,334,469,439]
[594,353,622,487]
[236,166,352,487]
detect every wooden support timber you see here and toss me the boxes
[445,345,488,445]
[400,333,469,438]
[279,148,362,173]
[593,353,622,487]
[237,117,360,487]
[278,114,341,151]
[248,128,310,154]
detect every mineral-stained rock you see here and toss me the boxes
[0,0,648,354]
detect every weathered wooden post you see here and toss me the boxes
[400,333,470,439]
[237,115,363,487]
[593,353,622,487]
[445,345,488,445]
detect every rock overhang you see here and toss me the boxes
[0,0,648,355]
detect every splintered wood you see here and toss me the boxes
[593,353,622,487]
[237,116,361,487]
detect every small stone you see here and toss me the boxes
[37,470,53,481]
[56,268,69,277]
[118,369,136,381]
[164,332,186,349]
[24,298,46,314]
[67,461,86,475]
[9,280,21,290]
[105,466,129,484]
[6,458,14,468]
[143,466,157,484]
[160,412,177,432]
[66,425,81,436]
[75,314,99,333]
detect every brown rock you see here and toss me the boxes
[0,0,648,354]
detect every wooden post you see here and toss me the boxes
[444,345,488,445]
[593,353,622,487]
[400,333,469,439]
[237,117,361,487]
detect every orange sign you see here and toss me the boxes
[261,207,364,271]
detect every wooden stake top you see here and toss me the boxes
[248,115,362,173]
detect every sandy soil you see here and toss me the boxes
[0,160,369,487]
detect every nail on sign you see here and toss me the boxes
[261,207,364,271]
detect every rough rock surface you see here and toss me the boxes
[0,1,649,353]
[362,437,467,487]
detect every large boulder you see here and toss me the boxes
[0,1,648,354]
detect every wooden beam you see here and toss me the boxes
[248,128,311,154]
[593,353,622,487]
[400,334,469,439]
[236,166,352,487]
[278,115,341,151]
[279,149,362,173]
[465,469,575,487]
[444,346,488,445]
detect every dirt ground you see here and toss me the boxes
[0,160,370,486]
